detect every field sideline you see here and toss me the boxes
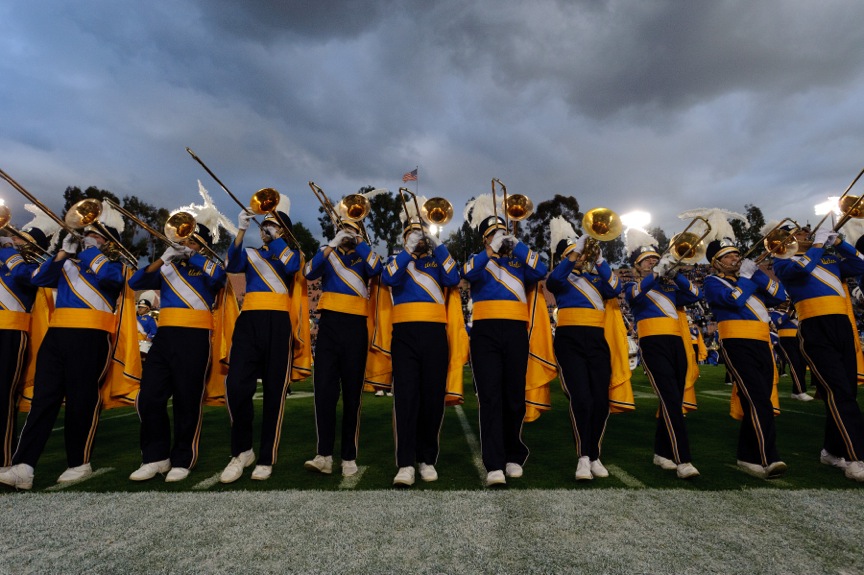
[2,365,864,573]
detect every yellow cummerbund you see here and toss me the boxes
[557,307,605,327]
[159,308,213,329]
[392,302,446,324]
[795,296,848,321]
[318,292,369,317]
[472,300,529,322]
[0,310,31,331]
[718,320,770,342]
[242,292,291,312]
[50,308,115,332]
[637,317,681,338]
[777,328,797,337]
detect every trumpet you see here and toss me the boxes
[661,216,711,270]
[740,218,801,264]
[580,207,622,268]
[0,204,51,264]
[65,198,139,268]
[491,178,533,234]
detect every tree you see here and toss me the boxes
[291,221,319,261]
[520,194,581,264]
[647,226,670,253]
[444,220,483,267]
[730,204,766,253]
[365,188,402,256]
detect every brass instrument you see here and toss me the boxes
[422,197,454,227]
[741,218,800,263]
[580,207,622,267]
[248,188,302,248]
[491,178,533,233]
[809,165,864,240]
[308,181,342,230]
[65,198,139,268]
[662,216,711,268]
[0,204,51,263]
[308,182,371,243]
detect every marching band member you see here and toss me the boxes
[136,298,158,360]
[128,214,226,483]
[303,220,382,477]
[0,202,126,490]
[382,217,460,486]
[702,212,787,479]
[624,228,702,479]
[0,212,56,471]
[219,197,300,483]
[771,301,812,401]
[462,195,547,486]
[773,224,864,481]
[546,217,623,481]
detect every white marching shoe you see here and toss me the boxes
[165,467,190,482]
[653,454,678,470]
[820,449,849,469]
[251,465,272,481]
[393,466,415,486]
[504,463,523,478]
[737,460,767,479]
[418,463,438,482]
[575,456,592,481]
[129,459,170,481]
[676,462,700,479]
[791,392,814,402]
[220,449,255,484]
[58,463,92,483]
[342,460,359,477]
[485,470,506,487]
[590,459,609,478]
[845,461,864,482]
[304,454,333,475]
[0,464,34,490]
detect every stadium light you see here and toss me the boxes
[620,210,651,230]
[814,197,840,216]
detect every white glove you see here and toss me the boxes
[489,230,506,253]
[404,231,422,253]
[61,234,80,255]
[160,246,180,263]
[652,253,677,277]
[813,228,837,247]
[238,209,254,231]
[500,233,517,252]
[83,235,101,250]
[574,234,588,254]
[177,246,195,260]
[0,237,14,247]
[261,225,280,241]
[738,258,758,279]
[426,233,441,248]
[328,229,353,249]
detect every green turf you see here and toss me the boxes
[14,364,863,491]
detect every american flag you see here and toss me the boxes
[402,168,418,182]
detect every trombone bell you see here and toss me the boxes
[503,194,533,221]
[338,194,370,222]
[764,229,798,260]
[669,231,707,264]
[65,198,102,229]
[839,195,864,219]
[582,207,622,242]
[250,188,281,215]
[422,197,453,226]
[165,211,197,243]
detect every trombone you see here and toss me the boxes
[740,218,801,264]
[491,178,533,234]
[579,207,622,268]
[248,188,303,249]
[309,182,371,243]
[105,199,225,265]
[0,204,51,264]
[809,165,864,241]
[661,216,711,271]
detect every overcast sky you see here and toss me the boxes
[3,0,864,243]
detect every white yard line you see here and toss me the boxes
[338,466,367,489]
[454,405,486,484]
[44,467,115,491]
[724,463,793,486]
[192,472,224,490]
[605,464,647,488]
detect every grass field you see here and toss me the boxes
[2,365,864,574]
[12,364,864,492]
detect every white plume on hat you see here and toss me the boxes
[174,181,237,243]
[464,194,497,230]
[625,227,658,255]
[841,218,864,246]
[399,193,428,224]
[138,289,160,308]
[20,203,62,251]
[99,200,125,233]
[361,188,389,201]
[550,216,577,252]
[678,208,746,245]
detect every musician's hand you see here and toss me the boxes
[426,233,441,249]
[238,209,254,231]
[404,231,422,254]
[160,246,180,264]
[653,253,677,277]
[738,258,758,279]
[61,235,80,255]
[489,230,506,253]
[574,234,588,254]
[0,237,14,248]
[328,230,353,249]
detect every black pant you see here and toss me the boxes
[721,338,781,465]
[639,334,692,464]
[13,328,111,468]
[779,335,808,394]
[554,325,611,461]
[800,314,864,461]
[392,322,448,468]
[313,310,368,461]
[470,319,529,473]
[226,310,293,466]
[135,326,211,469]
[0,330,27,467]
